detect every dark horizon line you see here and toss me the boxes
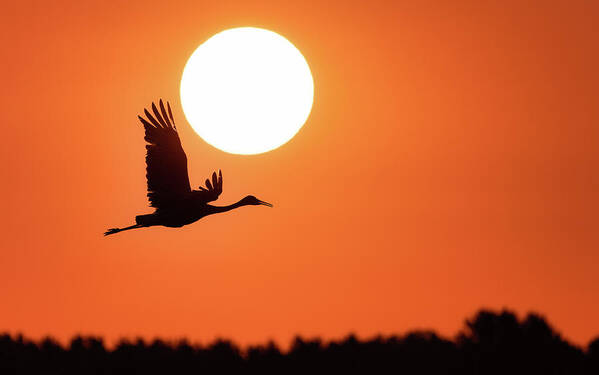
[3,307,599,374]
[2,307,599,353]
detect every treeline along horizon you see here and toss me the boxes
[2,308,599,374]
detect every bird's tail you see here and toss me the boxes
[104,224,142,236]
[135,214,157,226]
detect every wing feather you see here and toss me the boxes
[167,102,175,125]
[159,100,171,127]
[192,169,223,203]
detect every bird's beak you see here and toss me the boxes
[258,200,273,207]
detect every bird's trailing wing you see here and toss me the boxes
[138,100,191,208]
[194,170,223,203]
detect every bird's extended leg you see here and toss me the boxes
[104,224,143,236]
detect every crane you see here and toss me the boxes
[104,99,272,236]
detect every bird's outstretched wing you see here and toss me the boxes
[138,100,191,208]
[193,170,223,203]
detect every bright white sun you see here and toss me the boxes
[180,27,314,155]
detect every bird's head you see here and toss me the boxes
[241,195,273,207]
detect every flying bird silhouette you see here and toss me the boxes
[104,99,272,236]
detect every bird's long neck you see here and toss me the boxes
[208,198,247,214]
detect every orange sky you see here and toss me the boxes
[2,0,598,347]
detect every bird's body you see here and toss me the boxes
[105,99,271,236]
[136,199,211,228]
[135,195,256,228]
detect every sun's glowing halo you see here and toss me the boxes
[180,27,314,155]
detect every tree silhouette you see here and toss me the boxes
[1,309,598,374]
